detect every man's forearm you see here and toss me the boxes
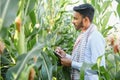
[65,54,83,71]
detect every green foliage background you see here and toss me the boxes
[0,0,120,80]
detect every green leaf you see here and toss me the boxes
[117,4,120,19]
[91,64,98,70]
[103,11,112,26]
[115,71,120,80]
[1,0,19,28]
[114,54,120,62]
[101,11,112,34]
[80,62,93,80]
[116,0,120,4]
[1,54,12,65]
[18,65,34,80]
[102,26,113,37]
[62,66,71,80]
[96,3,101,14]
[97,55,103,68]
[6,43,44,80]
[0,27,8,38]
[27,0,36,15]
[96,55,104,79]
[40,51,53,80]
[91,0,96,6]
[101,1,112,14]
[29,11,36,26]
[99,66,111,80]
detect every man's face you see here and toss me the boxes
[72,12,84,30]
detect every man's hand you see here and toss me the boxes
[60,58,72,67]
[55,47,66,57]
[55,47,71,66]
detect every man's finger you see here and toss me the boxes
[57,47,61,49]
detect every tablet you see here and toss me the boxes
[53,51,63,58]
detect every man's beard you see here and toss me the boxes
[76,20,84,30]
[79,20,84,28]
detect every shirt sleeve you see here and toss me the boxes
[71,61,82,71]
[66,54,82,71]
[89,31,105,66]
[66,54,72,59]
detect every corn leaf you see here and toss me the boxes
[6,43,44,80]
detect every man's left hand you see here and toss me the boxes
[60,58,72,67]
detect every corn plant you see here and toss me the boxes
[1,0,119,80]
[0,0,77,80]
[116,0,120,19]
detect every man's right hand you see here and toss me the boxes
[55,47,66,58]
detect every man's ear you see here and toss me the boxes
[85,17,90,23]
[83,17,90,27]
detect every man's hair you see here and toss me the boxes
[73,3,95,22]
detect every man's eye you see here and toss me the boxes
[73,17,77,20]
[74,18,78,20]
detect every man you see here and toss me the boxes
[55,3,105,80]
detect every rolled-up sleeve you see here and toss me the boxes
[66,54,82,71]
[72,61,82,71]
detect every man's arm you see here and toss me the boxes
[61,54,82,71]
[89,31,105,66]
